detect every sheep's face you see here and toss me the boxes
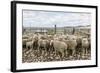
[82,38,88,43]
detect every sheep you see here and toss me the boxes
[82,37,89,56]
[88,38,91,52]
[47,35,54,40]
[38,39,46,49]
[52,40,68,58]
[40,34,48,40]
[32,36,38,50]
[22,31,91,62]
[49,40,55,52]
[22,37,32,49]
[64,40,77,57]
[38,39,50,55]
[76,36,82,56]
[22,34,29,48]
[67,35,77,40]
[63,35,77,57]
[26,40,34,50]
[22,35,28,39]
[22,39,28,48]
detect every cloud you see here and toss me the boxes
[23,10,91,27]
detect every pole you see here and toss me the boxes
[55,25,56,34]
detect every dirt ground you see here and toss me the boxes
[22,48,91,63]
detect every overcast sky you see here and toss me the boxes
[23,10,91,28]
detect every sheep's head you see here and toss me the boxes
[82,38,88,43]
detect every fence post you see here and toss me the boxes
[55,25,56,34]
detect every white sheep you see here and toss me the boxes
[26,40,34,50]
[38,39,49,55]
[53,40,68,58]
[63,35,77,57]
[64,39,77,57]
[82,37,89,56]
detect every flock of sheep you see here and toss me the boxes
[22,33,91,63]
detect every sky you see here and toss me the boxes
[23,10,91,28]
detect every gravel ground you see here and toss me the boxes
[22,48,91,63]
